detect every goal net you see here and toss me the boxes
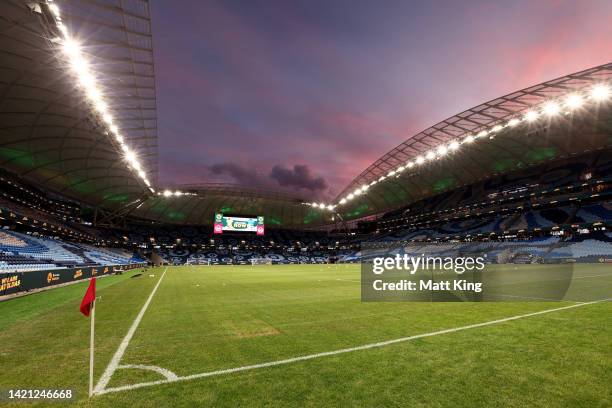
[251,258,272,266]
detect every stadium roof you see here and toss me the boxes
[0,1,610,228]
[0,0,156,210]
[129,183,329,227]
[333,63,612,222]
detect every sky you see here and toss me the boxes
[151,0,612,200]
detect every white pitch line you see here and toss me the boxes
[117,364,178,381]
[93,267,168,395]
[96,297,609,396]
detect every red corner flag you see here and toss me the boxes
[80,278,96,316]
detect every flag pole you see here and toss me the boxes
[89,299,95,397]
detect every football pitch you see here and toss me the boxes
[1,264,610,407]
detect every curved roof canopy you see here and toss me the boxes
[335,63,612,221]
[0,0,155,209]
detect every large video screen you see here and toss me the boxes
[214,214,264,235]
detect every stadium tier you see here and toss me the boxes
[0,230,145,272]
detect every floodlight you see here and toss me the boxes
[163,190,172,197]
[425,151,435,160]
[542,101,560,116]
[339,198,347,204]
[124,150,137,163]
[565,93,583,108]
[78,72,95,88]
[48,3,60,17]
[437,145,447,155]
[464,135,475,143]
[477,130,488,137]
[508,118,520,127]
[449,141,459,150]
[416,156,425,164]
[591,84,610,101]
[491,125,503,132]
[62,38,81,58]
[524,110,538,122]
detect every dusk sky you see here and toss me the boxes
[151,0,612,199]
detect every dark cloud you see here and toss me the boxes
[205,162,328,195]
[269,164,327,192]
[207,163,269,186]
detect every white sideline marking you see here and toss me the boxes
[95,298,609,396]
[117,364,178,381]
[93,267,168,395]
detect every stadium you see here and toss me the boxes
[0,0,610,406]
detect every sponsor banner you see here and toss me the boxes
[0,264,145,297]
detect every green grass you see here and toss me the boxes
[0,264,610,407]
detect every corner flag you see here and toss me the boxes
[80,277,97,397]
[80,277,96,316]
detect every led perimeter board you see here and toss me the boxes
[214,214,265,235]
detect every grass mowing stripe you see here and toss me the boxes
[94,267,168,395]
[0,270,145,329]
[96,297,609,396]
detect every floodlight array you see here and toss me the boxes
[45,1,155,194]
[156,190,196,197]
[324,83,610,211]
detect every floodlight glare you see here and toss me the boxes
[62,38,81,58]
[48,3,60,17]
[524,110,538,122]
[78,72,95,88]
[449,141,459,150]
[542,101,560,116]
[464,135,475,143]
[591,84,610,101]
[124,150,137,163]
[425,151,435,160]
[407,161,415,168]
[508,118,520,127]
[94,100,108,113]
[339,198,347,204]
[491,125,503,132]
[477,130,488,137]
[564,93,583,108]
[163,190,172,197]
[437,145,447,155]
[416,156,425,164]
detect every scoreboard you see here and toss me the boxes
[214,214,265,235]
